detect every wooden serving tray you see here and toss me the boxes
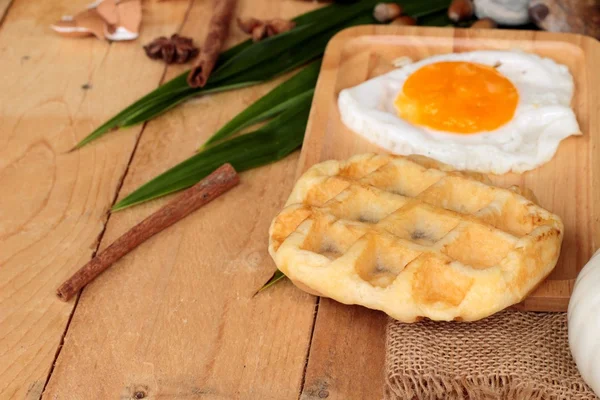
[298,25,600,312]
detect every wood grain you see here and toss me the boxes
[298,25,600,399]
[0,0,13,24]
[43,1,322,399]
[0,0,191,398]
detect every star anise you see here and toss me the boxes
[143,34,199,64]
[237,17,296,42]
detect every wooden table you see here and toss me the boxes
[0,1,387,398]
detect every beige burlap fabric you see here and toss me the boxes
[385,311,597,400]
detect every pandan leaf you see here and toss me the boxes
[257,270,287,294]
[209,1,379,83]
[74,0,451,148]
[201,60,321,149]
[112,92,313,211]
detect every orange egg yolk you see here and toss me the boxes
[395,61,519,134]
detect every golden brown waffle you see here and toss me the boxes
[268,154,563,322]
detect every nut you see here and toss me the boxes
[237,17,261,34]
[238,17,296,42]
[471,17,498,28]
[251,24,267,42]
[266,18,296,36]
[448,0,474,22]
[373,3,403,23]
[390,16,417,26]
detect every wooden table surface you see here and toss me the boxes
[0,0,388,399]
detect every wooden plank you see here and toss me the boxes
[0,0,191,398]
[42,1,323,399]
[298,25,599,398]
[585,34,600,254]
[301,301,387,400]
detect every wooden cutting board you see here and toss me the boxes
[298,25,600,312]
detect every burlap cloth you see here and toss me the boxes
[385,311,598,400]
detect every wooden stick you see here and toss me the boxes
[187,0,237,88]
[56,163,239,302]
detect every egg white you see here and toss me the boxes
[338,50,581,174]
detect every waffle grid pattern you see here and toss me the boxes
[269,154,563,322]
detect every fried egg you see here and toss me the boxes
[338,51,581,174]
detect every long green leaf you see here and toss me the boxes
[77,0,452,149]
[110,13,371,133]
[74,32,261,148]
[113,94,313,211]
[126,12,373,119]
[201,89,314,150]
[419,10,452,26]
[201,61,321,149]
[406,0,452,17]
[257,270,287,294]
[292,0,365,26]
[120,81,260,128]
[211,1,380,83]
[74,1,378,148]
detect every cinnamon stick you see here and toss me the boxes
[56,164,239,302]
[187,0,237,88]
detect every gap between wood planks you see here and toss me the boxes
[37,0,196,397]
[298,297,321,399]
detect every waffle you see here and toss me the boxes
[268,154,563,322]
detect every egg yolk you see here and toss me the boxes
[395,61,519,134]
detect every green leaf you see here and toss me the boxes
[211,1,380,83]
[120,81,260,128]
[418,10,453,26]
[113,93,313,211]
[257,269,286,294]
[76,0,452,149]
[201,60,321,149]
[72,39,251,148]
[95,13,371,139]
[201,89,314,150]
[124,12,374,125]
[292,0,369,26]
[74,1,378,149]
[404,0,452,17]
